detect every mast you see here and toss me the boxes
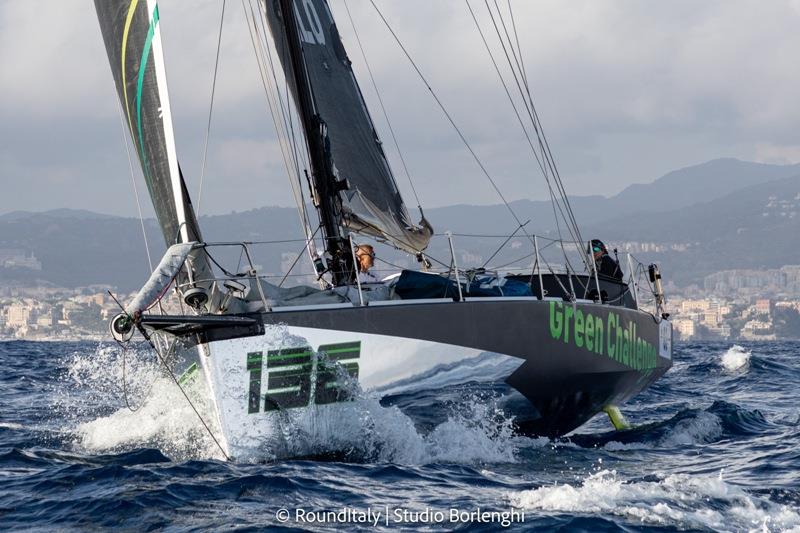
[264,0,433,275]
[276,0,354,285]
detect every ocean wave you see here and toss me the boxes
[55,343,542,465]
[509,469,800,531]
[56,343,225,461]
[4,339,800,530]
[572,400,770,450]
[228,390,543,465]
[721,345,752,372]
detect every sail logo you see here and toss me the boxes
[294,0,326,45]
[549,301,657,373]
[246,341,360,413]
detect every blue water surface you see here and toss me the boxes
[0,340,798,531]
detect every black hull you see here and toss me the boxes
[256,298,673,437]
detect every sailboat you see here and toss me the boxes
[95,0,673,461]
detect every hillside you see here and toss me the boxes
[1,159,798,290]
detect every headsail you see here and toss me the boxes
[264,0,432,254]
[95,0,201,247]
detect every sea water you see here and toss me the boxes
[0,339,798,531]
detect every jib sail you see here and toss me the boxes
[95,0,202,247]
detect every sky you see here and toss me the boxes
[1,0,799,218]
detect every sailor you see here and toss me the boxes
[355,244,380,283]
[590,239,623,280]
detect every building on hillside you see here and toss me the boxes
[755,299,771,315]
[680,299,710,313]
[741,319,775,341]
[0,249,42,271]
[775,300,800,312]
[6,304,31,328]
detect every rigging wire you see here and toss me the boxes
[244,0,319,265]
[367,0,530,238]
[196,0,227,218]
[464,0,566,244]
[114,340,160,413]
[490,1,584,248]
[278,225,322,287]
[478,0,587,279]
[115,98,154,272]
[480,219,529,269]
[149,337,230,461]
[480,1,577,245]
[255,0,315,211]
[253,1,304,179]
[257,2,316,242]
[506,0,528,87]
[469,1,580,280]
[341,0,423,213]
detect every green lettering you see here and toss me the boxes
[607,314,616,358]
[585,314,594,351]
[641,340,647,370]
[549,301,564,340]
[595,316,604,355]
[622,328,630,365]
[574,310,584,348]
[564,305,574,343]
[246,351,263,414]
[636,339,642,370]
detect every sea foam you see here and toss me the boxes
[509,469,800,531]
[58,341,541,464]
[721,344,751,372]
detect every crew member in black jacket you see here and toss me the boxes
[590,239,623,280]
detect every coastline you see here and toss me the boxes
[0,334,107,343]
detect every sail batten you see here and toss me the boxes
[264,0,432,254]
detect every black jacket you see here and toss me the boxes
[597,254,623,280]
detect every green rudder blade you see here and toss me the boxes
[603,405,631,431]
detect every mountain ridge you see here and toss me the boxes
[2,158,798,289]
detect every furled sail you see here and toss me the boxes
[95,0,202,247]
[264,0,433,253]
[96,0,216,309]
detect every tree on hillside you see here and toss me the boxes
[774,307,800,339]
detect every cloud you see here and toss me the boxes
[755,143,800,165]
[1,0,799,219]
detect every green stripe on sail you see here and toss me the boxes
[134,4,160,190]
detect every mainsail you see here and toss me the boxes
[95,0,202,247]
[264,0,433,254]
